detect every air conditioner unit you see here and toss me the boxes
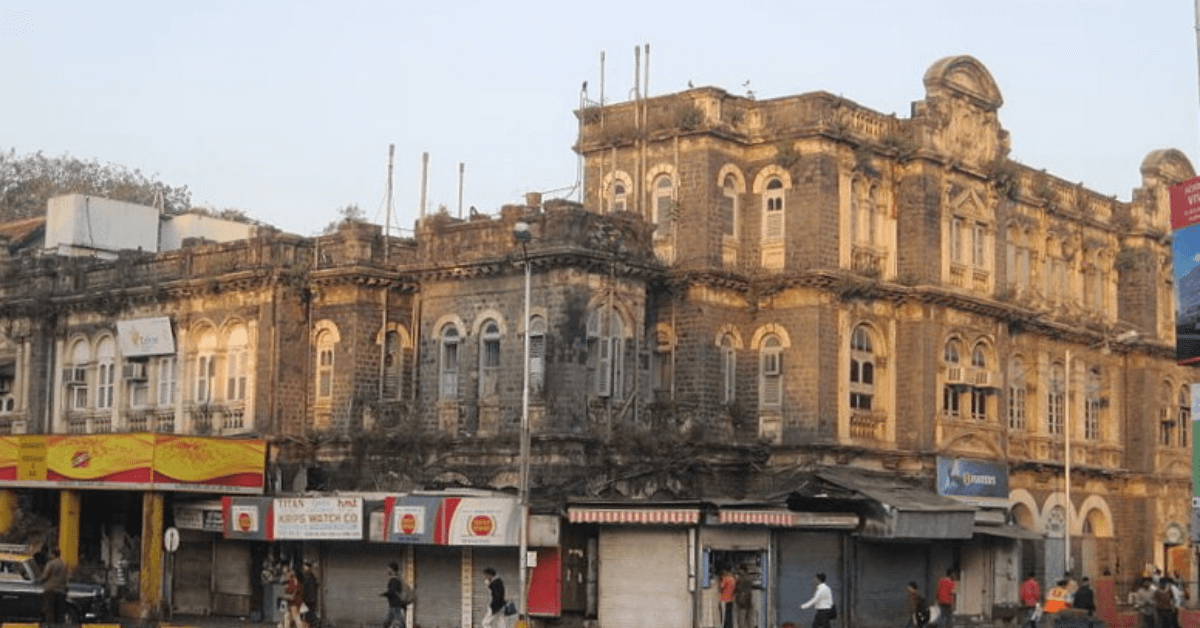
[946,366,965,384]
[974,370,994,388]
[62,367,86,386]
[122,362,148,381]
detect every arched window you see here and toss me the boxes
[96,337,115,410]
[721,175,738,238]
[1084,366,1103,440]
[1047,364,1066,435]
[587,308,623,398]
[653,175,674,237]
[195,330,217,404]
[721,334,736,404]
[67,340,91,411]
[316,330,335,400]
[759,334,783,408]
[479,320,501,398]
[1179,386,1191,448]
[849,325,874,411]
[439,326,460,400]
[383,331,403,399]
[1160,382,1176,446]
[1008,357,1027,430]
[226,325,249,402]
[969,345,988,420]
[943,339,962,419]
[612,181,627,212]
[651,328,674,396]
[529,316,546,395]
[762,178,785,241]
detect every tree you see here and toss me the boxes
[0,149,192,221]
[321,204,368,234]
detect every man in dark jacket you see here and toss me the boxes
[1073,577,1096,616]
[382,561,412,628]
[39,547,68,625]
[302,561,320,627]
[483,567,506,628]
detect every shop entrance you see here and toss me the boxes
[708,549,767,628]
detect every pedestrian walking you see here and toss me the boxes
[381,561,413,628]
[482,567,506,628]
[936,569,955,628]
[38,547,68,626]
[905,581,930,628]
[799,572,834,628]
[1134,577,1156,628]
[1156,577,1178,628]
[302,561,320,628]
[1073,577,1096,616]
[1019,573,1042,628]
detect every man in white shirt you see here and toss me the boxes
[800,572,834,628]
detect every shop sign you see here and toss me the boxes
[273,497,363,540]
[0,434,264,493]
[175,505,225,532]
[117,317,176,357]
[936,456,1008,498]
[385,494,518,546]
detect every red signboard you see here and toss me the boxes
[1170,176,1200,230]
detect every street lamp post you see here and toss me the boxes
[513,221,532,625]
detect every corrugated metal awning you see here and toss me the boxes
[972,524,1042,540]
[817,467,976,540]
[568,507,700,525]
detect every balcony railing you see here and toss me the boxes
[187,403,250,435]
[850,410,887,440]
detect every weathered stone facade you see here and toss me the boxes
[0,55,1192,614]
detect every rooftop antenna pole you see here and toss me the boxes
[600,50,606,108]
[1195,0,1200,148]
[420,152,430,219]
[385,144,394,262]
[457,162,465,219]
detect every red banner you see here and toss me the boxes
[1170,176,1200,230]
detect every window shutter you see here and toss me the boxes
[596,339,612,397]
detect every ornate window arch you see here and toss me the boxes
[718,164,746,239]
[478,318,501,399]
[1008,356,1028,430]
[66,337,92,412]
[439,323,462,401]
[225,323,249,402]
[602,171,633,213]
[96,336,116,411]
[587,305,626,399]
[849,325,877,411]
[652,324,675,397]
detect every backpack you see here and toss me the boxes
[398,581,416,606]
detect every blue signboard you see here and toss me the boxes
[936,457,1009,498]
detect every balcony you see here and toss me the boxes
[851,245,884,276]
[65,412,112,434]
[187,403,250,435]
[849,410,887,441]
[127,409,177,433]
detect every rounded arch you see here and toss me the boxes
[923,55,1003,110]
[95,335,117,359]
[431,314,467,339]
[1009,488,1040,532]
[943,335,965,363]
[645,163,677,190]
[311,319,341,344]
[970,337,996,369]
[1039,492,1073,537]
[714,325,745,350]
[849,320,887,359]
[224,322,249,347]
[470,309,509,337]
[601,170,634,211]
[1077,495,1114,538]
[717,164,747,193]
[375,322,413,348]
[750,323,792,349]
[584,298,635,339]
[752,165,793,194]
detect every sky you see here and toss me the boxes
[3,1,1199,238]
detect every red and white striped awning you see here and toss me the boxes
[719,510,797,526]
[568,507,700,525]
[718,510,859,529]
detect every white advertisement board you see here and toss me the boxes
[273,497,363,540]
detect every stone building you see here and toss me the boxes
[0,55,1193,628]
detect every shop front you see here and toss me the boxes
[0,433,265,619]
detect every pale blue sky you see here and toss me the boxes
[3,1,1198,237]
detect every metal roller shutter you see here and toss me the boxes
[777,532,843,628]
[172,530,212,615]
[212,539,252,616]
[598,529,690,628]
[854,541,928,628]
[413,546,461,628]
[324,543,409,628]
